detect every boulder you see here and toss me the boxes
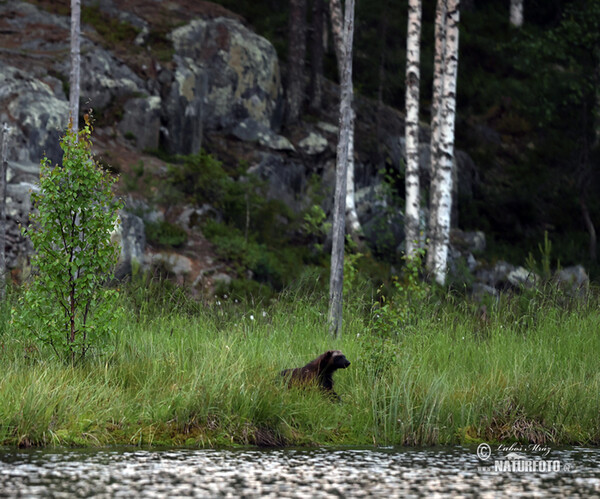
[162,57,207,155]
[1,65,68,166]
[554,265,589,295]
[112,211,146,280]
[231,118,294,151]
[298,131,328,155]
[169,17,283,133]
[117,96,161,151]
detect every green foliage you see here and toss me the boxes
[145,220,188,248]
[525,230,555,281]
[2,284,600,448]
[81,5,140,47]
[370,247,430,339]
[13,124,123,363]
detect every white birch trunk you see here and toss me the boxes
[0,123,9,300]
[429,0,460,285]
[510,0,524,28]
[328,0,355,339]
[426,0,448,274]
[69,0,81,130]
[345,109,361,237]
[330,0,362,242]
[404,0,422,259]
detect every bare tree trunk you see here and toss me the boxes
[328,0,355,340]
[329,0,345,76]
[427,0,460,285]
[404,0,423,259]
[0,124,9,300]
[345,109,362,240]
[286,0,308,124]
[510,0,524,28]
[69,0,81,130]
[330,0,362,242]
[309,0,325,111]
[426,0,447,274]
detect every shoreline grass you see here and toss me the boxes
[1,283,599,449]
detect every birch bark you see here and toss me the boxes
[510,0,524,28]
[404,0,422,259]
[427,0,460,285]
[426,0,447,274]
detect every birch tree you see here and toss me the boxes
[426,0,447,275]
[69,0,81,130]
[404,0,423,259]
[510,0,524,28]
[329,0,362,241]
[427,0,460,285]
[0,124,9,300]
[328,0,355,339]
[286,0,307,124]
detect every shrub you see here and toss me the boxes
[14,122,123,363]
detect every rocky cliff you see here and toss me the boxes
[0,0,587,295]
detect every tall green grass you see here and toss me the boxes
[1,282,599,448]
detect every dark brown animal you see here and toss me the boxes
[280,350,351,400]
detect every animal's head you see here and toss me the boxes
[320,350,351,371]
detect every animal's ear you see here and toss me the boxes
[318,350,334,370]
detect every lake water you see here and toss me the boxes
[0,446,599,497]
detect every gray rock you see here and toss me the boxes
[231,118,294,151]
[247,154,307,213]
[169,17,283,132]
[162,56,207,155]
[150,252,193,276]
[451,229,486,255]
[118,96,161,150]
[298,132,328,155]
[112,211,146,280]
[75,44,146,110]
[1,65,68,166]
[507,266,538,289]
[177,204,221,232]
[554,265,589,294]
[472,282,499,301]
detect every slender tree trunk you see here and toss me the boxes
[286,0,308,124]
[69,0,81,130]
[0,123,9,300]
[427,0,460,285]
[329,0,345,76]
[330,0,362,241]
[426,0,448,273]
[509,0,524,28]
[309,0,325,111]
[404,0,423,259]
[328,0,355,339]
[345,109,361,240]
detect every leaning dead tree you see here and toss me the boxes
[328,0,355,339]
[0,123,10,300]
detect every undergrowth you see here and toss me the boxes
[0,280,599,449]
